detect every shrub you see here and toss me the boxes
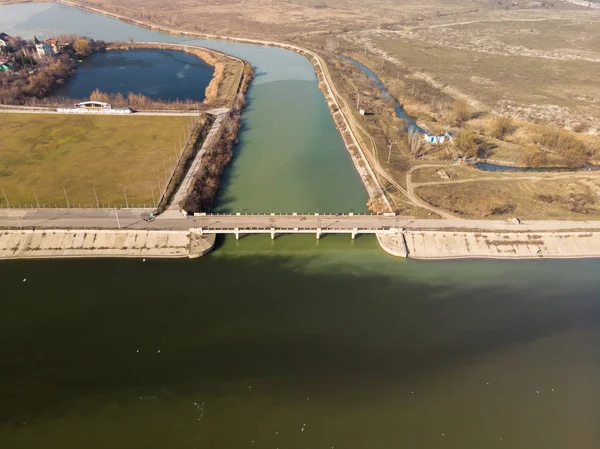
[489,116,513,139]
[454,129,479,158]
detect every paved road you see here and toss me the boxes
[2,209,600,232]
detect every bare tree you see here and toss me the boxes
[408,128,423,158]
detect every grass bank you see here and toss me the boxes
[0,113,193,206]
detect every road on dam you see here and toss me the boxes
[1,209,600,232]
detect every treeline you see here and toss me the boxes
[89,89,203,111]
[0,55,75,103]
[0,36,106,105]
[534,128,597,168]
[182,64,254,213]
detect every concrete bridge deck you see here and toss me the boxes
[1,209,600,233]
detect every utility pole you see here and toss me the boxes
[115,208,121,229]
[381,54,384,69]
[387,142,394,163]
[123,186,129,209]
[2,188,9,208]
[93,185,99,208]
[63,187,70,209]
[32,188,40,209]
[356,88,360,110]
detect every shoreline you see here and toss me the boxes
[0,229,215,260]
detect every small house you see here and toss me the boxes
[35,42,54,57]
[44,38,59,54]
[75,101,113,109]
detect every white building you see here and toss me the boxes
[35,42,54,57]
[57,101,132,115]
[423,131,454,144]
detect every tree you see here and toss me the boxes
[73,38,92,56]
[408,127,423,158]
[451,100,470,126]
[490,116,512,139]
[454,129,479,158]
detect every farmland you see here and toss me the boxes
[0,113,195,206]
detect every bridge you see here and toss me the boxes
[2,209,600,233]
[189,213,401,240]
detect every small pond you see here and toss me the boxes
[51,49,214,102]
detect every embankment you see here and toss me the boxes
[396,230,600,260]
[182,65,254,213]
[0,229,215,259]
[106,42,247,108]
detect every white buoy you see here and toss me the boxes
[157,349,161,354]
[23,278,26,282]
[136,349,139,354]
[536,390,539,394]
[143,259,146,262]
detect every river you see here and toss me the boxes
[1,3,600,449]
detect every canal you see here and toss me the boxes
[1,4,600,449]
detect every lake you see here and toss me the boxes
[51,49,214,103]
[0,3,599,449]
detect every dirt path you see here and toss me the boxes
[405,165,459,219]
[413,171,600,188]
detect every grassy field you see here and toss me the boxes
[0,113,195,207]
[415,175,600,220]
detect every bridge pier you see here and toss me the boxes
[234,227,240,240]
[316,227,322,240]
[271,227,275,240]
[351,228,358,240]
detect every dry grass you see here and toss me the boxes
[0,113,195,206]
[416,177,600,219]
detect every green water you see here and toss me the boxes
[1,236,600,448]
[0,4,599,448]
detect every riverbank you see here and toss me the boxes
[389,230,600,260]
[3,226,600,261]
[105,42,247,109]
[0,228,215,259]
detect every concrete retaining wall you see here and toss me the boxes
[0,229,215,259]
[403,230,600,260]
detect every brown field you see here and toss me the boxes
[0,113,196,207]
[415,175,600,219]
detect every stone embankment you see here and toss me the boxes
[395,230,600,260]
[0,229,215,260]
